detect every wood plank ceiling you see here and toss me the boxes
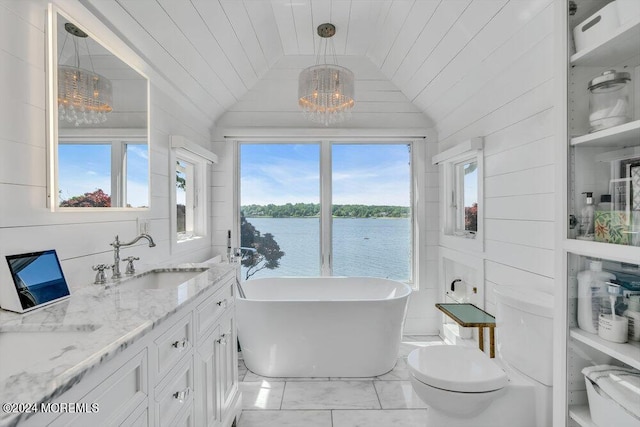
[81,0,545,128]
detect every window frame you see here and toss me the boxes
[435,138,484,253]
[235,138,417,285]
[453,158,478,235]
[57,137,148,208]
[169,139,212,256]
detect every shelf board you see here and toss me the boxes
[571,19,640,66]
[570,328,640,370]
[570,120,640,148]
[569,405,596,427]
[564,239,640,265]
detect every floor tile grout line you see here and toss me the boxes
[371,379,383,410]
[279,381,287,410]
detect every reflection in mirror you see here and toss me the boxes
[49,10,149,209]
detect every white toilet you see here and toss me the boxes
[408,286,554,427]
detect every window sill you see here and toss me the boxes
[171,234,208,256]
[177,234,204,243]
[441,233,484,254]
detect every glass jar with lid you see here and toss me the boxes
[588,70,632,133]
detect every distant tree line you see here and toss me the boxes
[241,203,410,218]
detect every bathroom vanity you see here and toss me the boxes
[0,261,241,427]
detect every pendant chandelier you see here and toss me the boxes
[58,22,113,126]
[298,23,354,126]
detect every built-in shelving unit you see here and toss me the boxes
[570,18,640,66]
[570,328,640,369]
[564,239,640,265]
[569,405,597,427]
[564,2,640,426]
[570,120,640,148]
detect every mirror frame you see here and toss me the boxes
[46,4,151,211]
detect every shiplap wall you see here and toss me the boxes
[211,55,438,333]
[0,0,214,293]
[429,0,557,316]
[217,55,432,129]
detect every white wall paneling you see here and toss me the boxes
[430,0,558,346]
[1,0,564,337]
[0,0,214,295]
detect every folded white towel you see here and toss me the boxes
[582,364,640,419]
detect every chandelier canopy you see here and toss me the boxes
[58,22,113,127]
[298,23,355,126]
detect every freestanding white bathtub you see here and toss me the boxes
[236,276,411,378]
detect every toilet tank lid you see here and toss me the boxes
[494,286,554,318]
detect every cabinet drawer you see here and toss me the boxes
[195,279,234,339]
[122,403,148,427]
[154,313,193,378]
[50,349,148,427]
[154,356,194,427]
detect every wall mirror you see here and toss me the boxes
[47,7,149,209]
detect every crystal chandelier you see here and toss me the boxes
[58,23,112,126]
[298,23,354,126]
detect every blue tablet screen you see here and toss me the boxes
[6,250,70,310]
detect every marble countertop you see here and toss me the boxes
[0,260,237,427]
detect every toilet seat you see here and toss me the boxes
[407,345,508,393]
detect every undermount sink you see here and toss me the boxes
[0,326,101,382]
[117,268,208,291]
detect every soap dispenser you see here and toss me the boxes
[577,192,595,241]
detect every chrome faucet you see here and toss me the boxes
[110,234,156,279]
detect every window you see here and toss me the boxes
[331,144,412,280]
[176,158,195,238]
[239,141,413,282]
[58,140,148,208]
[454,159,478,235]
[174,151,207,242]
[169,135,216,254]
[239,143,321,280]
[433,137,483,252]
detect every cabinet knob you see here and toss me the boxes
[173,387,190,403]
[172,339,189,350]
[216,333,227,345]
[216,299,228,308]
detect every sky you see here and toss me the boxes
[240,143,411,206]
[58,143,149,207]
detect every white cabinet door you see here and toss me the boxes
[217,310,238,420]
[195,324,222,427]
[153,355,194,427]
[49,349,148,427]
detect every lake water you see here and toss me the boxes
[241,217,411,281]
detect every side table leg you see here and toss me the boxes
[478,327,484,352]
[489,327,495,358]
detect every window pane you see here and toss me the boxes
[463,161,478,232]
[58,143,111,207]
[176,159,193,236]
[240,144,320,280]
[126,143,149,208]
[331,144,412,281]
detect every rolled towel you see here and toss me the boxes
[582,364,640,419]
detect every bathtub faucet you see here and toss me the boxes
[110,234,156,279]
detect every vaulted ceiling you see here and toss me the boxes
[79,0,549,129]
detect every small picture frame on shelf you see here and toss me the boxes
[594,178,632,245]
[622,159,640,212]
[610,178,631,213]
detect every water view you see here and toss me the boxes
[241,217,411,282]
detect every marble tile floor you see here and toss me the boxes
[237,335,443,427]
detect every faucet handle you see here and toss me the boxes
[123,256,140,275]
[92,264,112,285]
